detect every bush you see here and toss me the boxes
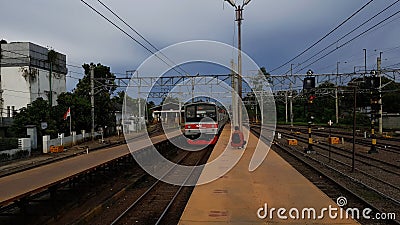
[0,153,11,162]
[0,138,19,151]
[11,150,29,160]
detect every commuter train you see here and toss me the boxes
[184,102,228,145]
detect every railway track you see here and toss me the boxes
[274,126,400,169]
[251,127,400,225]
[274,128,400,202]
[0,127,182,225]
[278,125,400,154]
[109,145,211,225]
[277,128,400,172]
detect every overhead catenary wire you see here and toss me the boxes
[2,49,83,70]
[295,9,400,73]
[93,0,194,98]
[270,0,375,73]
[95,0,190,76]
[80,0,186,77]
[292,0,400,74]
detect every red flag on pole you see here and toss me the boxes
[63,107,71,120]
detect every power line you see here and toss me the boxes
[292,0,399,73]
[296,9,400,73]
[3,49,81,69]
[80,0,186,77]
[270,0,375,73]
[96,0,190,76]
[67,64,83,69]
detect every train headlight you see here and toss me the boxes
[188,126,191,129]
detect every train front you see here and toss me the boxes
[184,103,219,145]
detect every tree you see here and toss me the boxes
[381,77,400,113]
[74,63,117,131]
[10,98,57,138]
[55,92,91,134]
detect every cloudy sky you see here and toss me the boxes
[2,0,400,91]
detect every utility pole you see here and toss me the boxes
[289,83,293,127]
[363,49,367,77]
[49,62,53,107]
[285,91,288,124]
[378,53,383,134]
[0,41,3,125]
[136,71,142,130]
[352,87,357,172]
[336,62,339,124]
[290,64,294,127]
[191,77,195,103]
[237,5,243,129]
[225,0,252,130]
[369,70,379,154]
[335,87,339,124]
[230,59,237,127]
[90,65,95,140]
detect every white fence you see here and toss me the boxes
[42,131,101,153]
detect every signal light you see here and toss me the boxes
[308,95,316,103]
[303,77,315,90]
[369,72,380,89]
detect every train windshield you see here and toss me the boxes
[186,104,217,122]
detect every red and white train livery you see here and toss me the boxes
[184,102,228,145]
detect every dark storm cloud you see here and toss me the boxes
[1,0,399,90]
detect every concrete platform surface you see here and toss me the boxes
[0,130,181,207]
[179,125,360,224]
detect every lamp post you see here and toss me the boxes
[225,0,252,129]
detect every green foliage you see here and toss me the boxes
[10,63,119,138]
[275,78,400,127]
[381,77,400,113]
[0,138,19,151]
[54,92,91,134]
[47,49,58,63]
[10,97,57,138]
[12,150,29,160]
[73,63,117,130]
[383,92,400,113]
[0,153,10,162]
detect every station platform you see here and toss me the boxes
[0,130,181,207]
[179,125,360,224]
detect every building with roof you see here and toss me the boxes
[0,41,67,118]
